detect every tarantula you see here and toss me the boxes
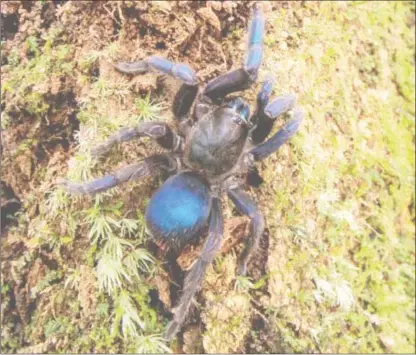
[59,5,303,340]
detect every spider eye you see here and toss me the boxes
[226,98,250,126]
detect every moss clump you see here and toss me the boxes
[259,1,415,353]
[1,28,74,126]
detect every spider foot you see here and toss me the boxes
[250,107,304,161]
[165,320,181,342]
[264,93,296,119]
[57,155,175,195]
[56,176,117,195]
[115,57,199,118]
[202,6,265,101]
[90,122,180,158]
[115,56,198,86]
[244,5,265,80]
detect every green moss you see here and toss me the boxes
[2,2,414,353]
[1,27,74,125]
[263,1,415,353]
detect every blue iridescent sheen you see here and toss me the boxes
[88,175,118,193]
[226,97,250,120]
[244,6,264,78]
[146,57,198,86]
[264,94,296,119]
[257,76,275,109]
[227,97,245,110]
[148,56,174,72]
[250,108,304,161]
[145,172,212,244]
[248,8,265,45]
[172,64,198,85]
[245,45,263,74]
[57,5,305,342]
[239,103,250,121]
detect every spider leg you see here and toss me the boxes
[202,5,265,101]
[227,187,265,275]
[91,122,181,157]
[57,154,175,195]
[250,74,297,144]
[115,57,198,119]
[249,107,304,162]
[249,76,294,145]
[165,197,223,341]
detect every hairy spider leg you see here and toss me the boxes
[228,187,265,275]
[165,197,223,341]
[202,5,265,101]
[250,107,304,161]
[249,74,297,144]
[90,122,181,157]
[244,3,265,78]
[57,154,175,195]
[114,57,199,120]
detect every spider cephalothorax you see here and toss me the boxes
[59,4,303,340]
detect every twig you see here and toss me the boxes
[103,3,121,27]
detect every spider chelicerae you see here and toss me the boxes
[59,4,304,340]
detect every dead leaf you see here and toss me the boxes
[197,7,221,33]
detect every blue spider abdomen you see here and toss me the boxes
[145,172,212,247]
